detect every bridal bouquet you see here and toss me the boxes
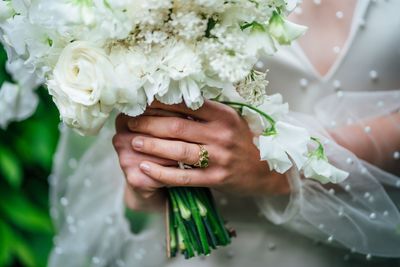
[0,0,348,259]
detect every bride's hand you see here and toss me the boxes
[127,100,289,197]
[113,113,178,212]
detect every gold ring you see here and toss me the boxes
[193,145,209,168]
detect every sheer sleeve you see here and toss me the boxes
[256,90,400,258]
[48,115,167,267]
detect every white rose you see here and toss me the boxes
[49,41,116,107]
[303,156,349,184]
[259,121,310,173]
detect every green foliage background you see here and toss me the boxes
[0,46,59,266]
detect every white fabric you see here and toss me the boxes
[48,0,400,266]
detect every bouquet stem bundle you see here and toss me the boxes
[167,187,234,259]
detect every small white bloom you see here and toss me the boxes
[303,156,349,184]
[242,107,268,136]
[258,94,289,120]
[0,82,39,129]
[235,70,268,106]
[246,27,277,57]
[268,12,307,45]
[259,121,310,173]
[49,41,116,107]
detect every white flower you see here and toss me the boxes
[110,47,150,117]
[259,121,310,173]
[303,156,349,184]
[268,12,307,45]
[246,26,277,57]
[0,82,39,129]
[259,94,289,120]
[48,41,116,107]
[235,70,268,106]
[241,106,268,137]
[50,88,111,136]
[146,41,204,109]
[0,1,14,22]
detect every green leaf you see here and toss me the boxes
[0,189,53,233]
[12,234,37,267]
[0,221,13,266]
[0,146,23,188]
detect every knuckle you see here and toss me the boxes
[214,168,230,184]
[177,144,191,161]
[217,129,235,147]
[219,151,234,167]
[126,172,144,190]
[118,155,132,169]
[169,119,186,137]
[144,138,155,152]
[112,134,122,149]
[178,172,191,185]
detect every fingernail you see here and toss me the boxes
[140,163,151,173]
[132,138,144,149]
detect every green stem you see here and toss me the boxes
[221,101,276,126]
[221,101,277,135]
[195,188,230,245]
[186,190,211,255]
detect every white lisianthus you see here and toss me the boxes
[0,82,39,129]
[303,155,349,184]
[49,41,116,107]
[259,121,310,173]
[268,11,307,45]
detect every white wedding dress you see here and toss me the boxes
[48,1,400,266]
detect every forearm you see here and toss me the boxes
[330,111,400,175]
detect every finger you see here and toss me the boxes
[139,161,215,187]
[125,167,165,192]
[124,186,166,212]
[150,100,239,123]
[128,116,213,144]
[143,108,187,118]
[132,136,208,165]
[113,133,177,166]
[115,113,131,133]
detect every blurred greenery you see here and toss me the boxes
[0,45,60,266]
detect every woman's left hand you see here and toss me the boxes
[128,100,289,197]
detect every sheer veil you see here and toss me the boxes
[48,89,400,266]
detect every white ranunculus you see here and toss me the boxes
[0,82,39,129]
[259,121,310,173]
[49,41,116,107]
[268,12,307,45]
[303,156,349,184]
[50,87,111,136]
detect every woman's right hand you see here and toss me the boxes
[113,113,178,212]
